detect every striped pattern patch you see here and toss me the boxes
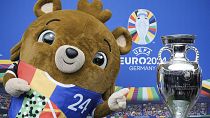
[201,79,210,98]
[0,60,13,65]
[115,86,159,102]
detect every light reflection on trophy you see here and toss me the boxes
[157,34,202,118]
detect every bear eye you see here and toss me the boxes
[38,30,55,45]
[93,52,108,69]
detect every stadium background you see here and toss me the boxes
[0,0,210,117]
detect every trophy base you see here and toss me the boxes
[168,100,190,118]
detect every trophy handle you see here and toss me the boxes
[186,46,199,62]
[158,46,172,64]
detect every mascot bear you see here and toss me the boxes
[3,0,132,117]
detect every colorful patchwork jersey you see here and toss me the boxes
[8,61,103,118]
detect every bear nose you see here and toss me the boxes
[66,48,78,59]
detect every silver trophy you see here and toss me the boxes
[157,34,202,118]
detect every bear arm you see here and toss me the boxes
[94,101,112,118]
[93,84,115,117]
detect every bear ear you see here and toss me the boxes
[112,27,132,55]
[10,41,22,61]
[77,0,112,23]
[34,0,62,17]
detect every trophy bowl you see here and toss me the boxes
[157,34,202,118]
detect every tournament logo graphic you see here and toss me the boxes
[121,9,160,71]
[128,9,157,45]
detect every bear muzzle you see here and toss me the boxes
[55,45,85,73]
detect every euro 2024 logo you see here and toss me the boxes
[121,9,165,71]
